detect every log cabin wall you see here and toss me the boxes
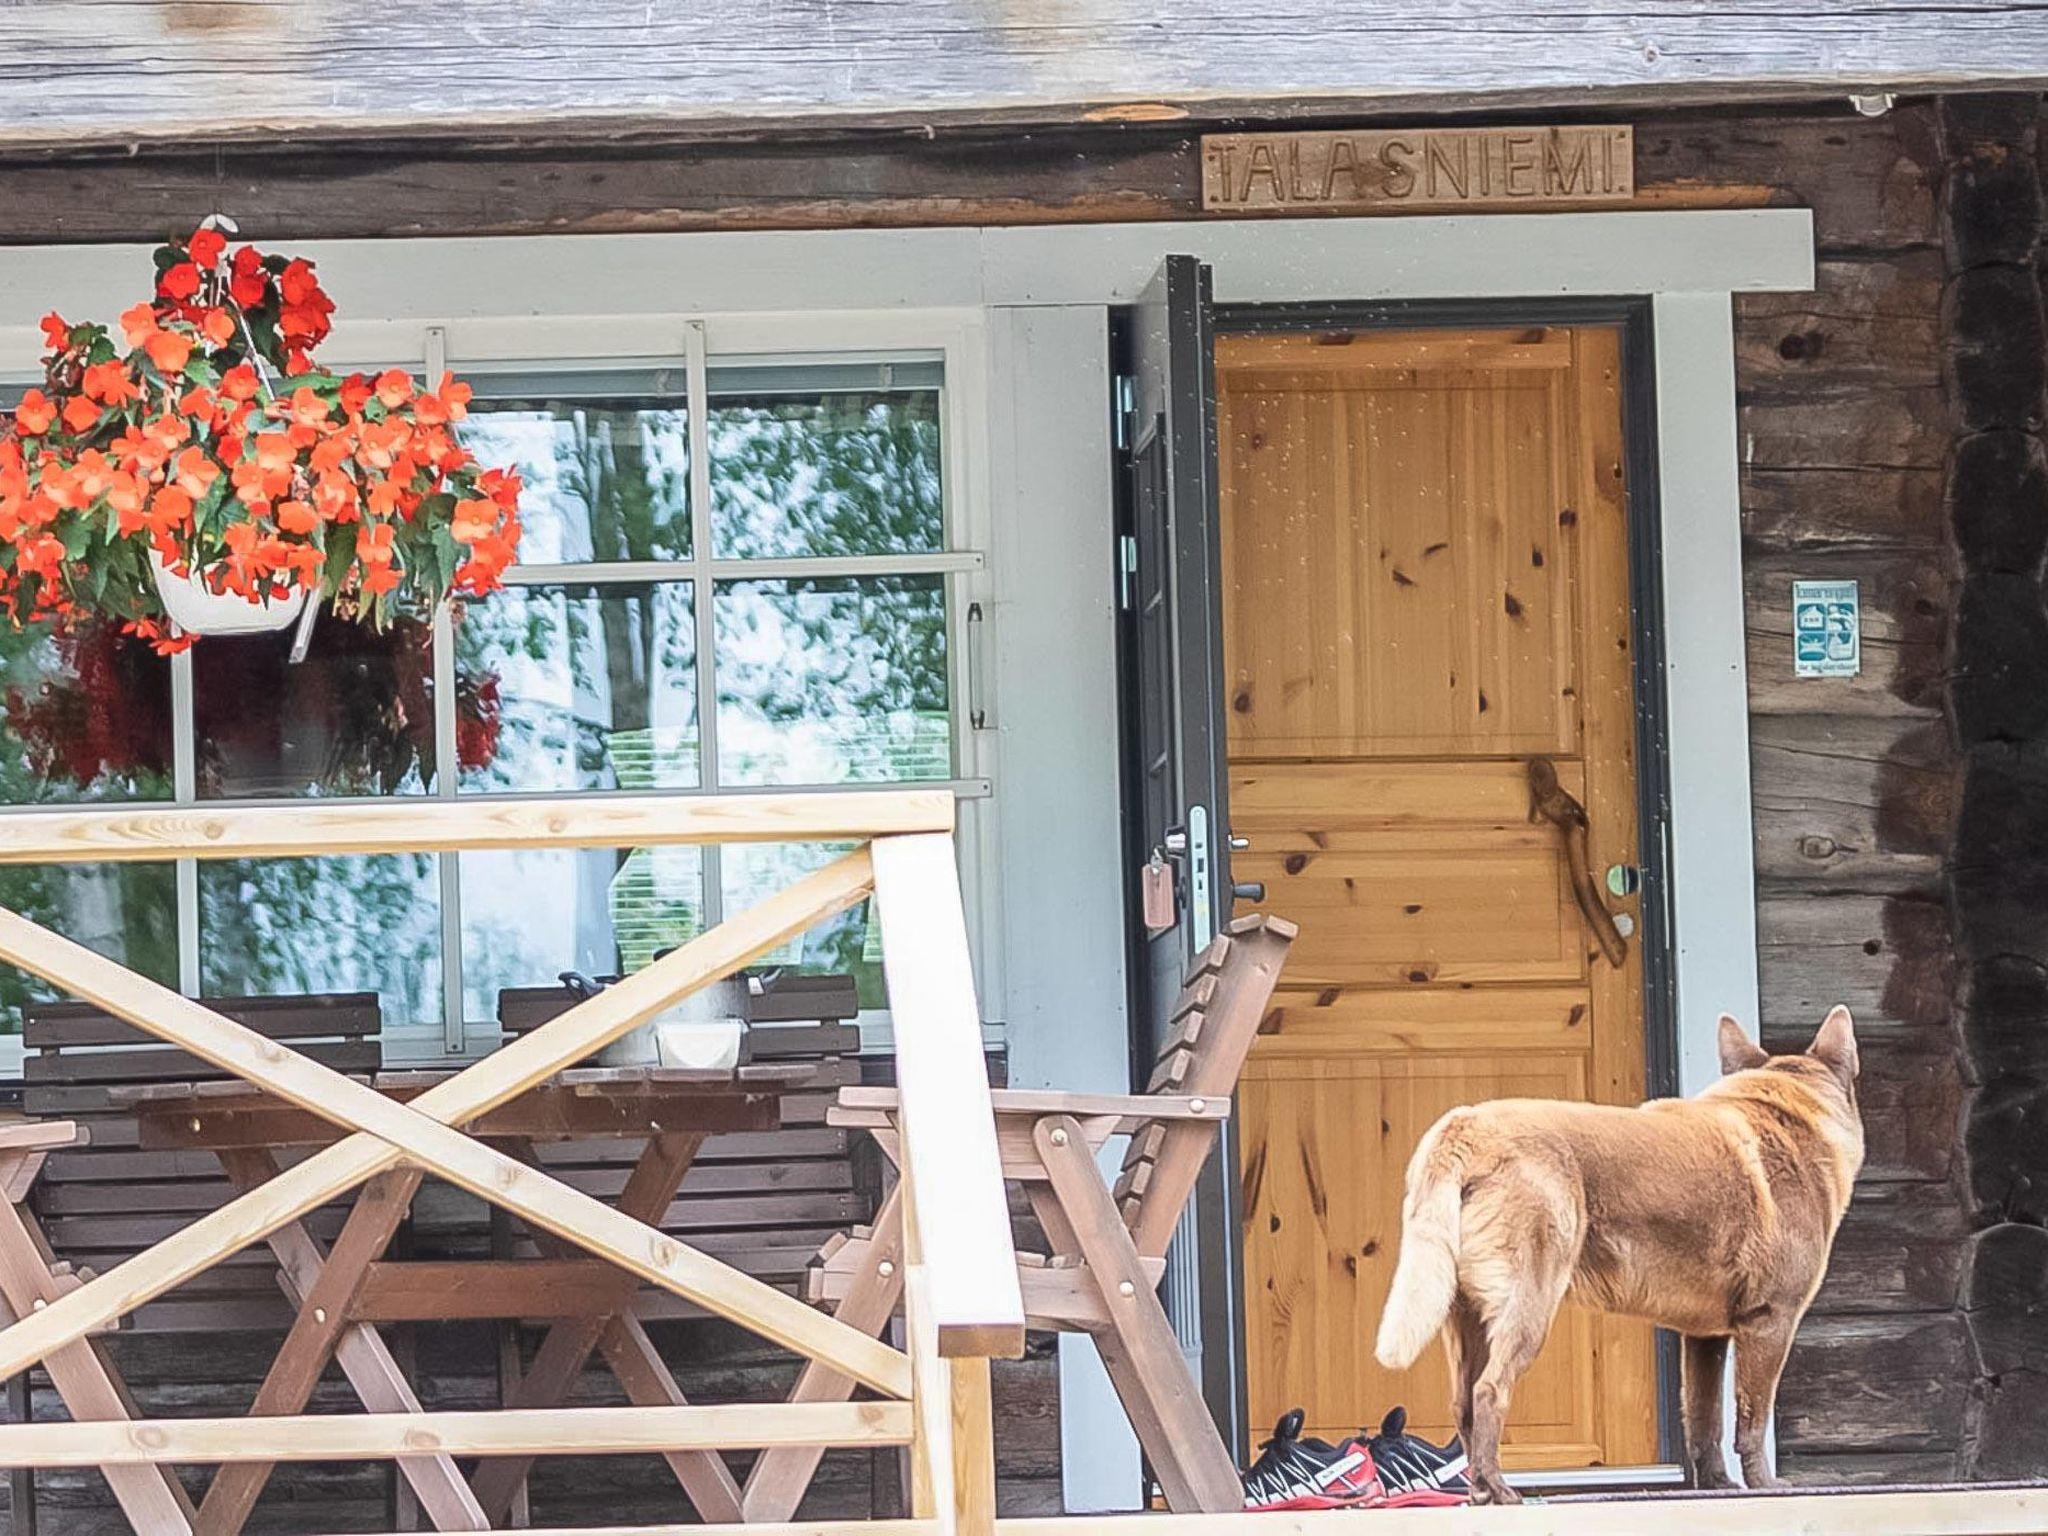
[0,96,2042,1525]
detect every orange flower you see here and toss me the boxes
[178,384,217,421]
[284,386,330,429]
[313,469,360,523]
[119,301,159,350]
[145,484,193,537]
[106,470,146,534]
[450,497,497,546]
[170,445,219,501]
[357,520,396,566]
[276,499,319,535]
[220,363,260,403]
[188,226,227,268]
[200,307,236,346]
[72,450,116,502]
[339,374,373,416]
[157,262,201,303]
[60,394,102,434]
[144,327,194,375]
[39,313,70,351]
[82,360,140,407]
[229,246,268,308]
[14,390,56,436]
[373,370,414,410]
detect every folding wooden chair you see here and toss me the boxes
[745,913,1297,1520]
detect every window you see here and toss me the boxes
[0,350,984,1064]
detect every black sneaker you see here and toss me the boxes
[1240,1408,1387,1511]
[1361,1405,1470,1507]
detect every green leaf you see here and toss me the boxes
[59,520,92,559]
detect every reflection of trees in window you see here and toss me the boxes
[199,856,443,1028]
[716,577,949,785]
[0,624,176,1032]
[712,391,942,559]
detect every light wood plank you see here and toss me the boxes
[870,833,1025,1361]
[990,1487,2048,1536]
[0,1401,913,1466]
[1033,1115,1241,1515]
[195,1168,431,1536]
[0,1199,194,1535]
[0,850,909,1397]
[835,1088,1230,1122]
[743,1186,908,1523]
[216,1148,487,1534]
[595,1315,747,1523]
[0,789,952,865]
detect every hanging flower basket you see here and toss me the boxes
[0,220,522,653]
[147,546,307,636]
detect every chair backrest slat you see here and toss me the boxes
[1117,914,1296,1257]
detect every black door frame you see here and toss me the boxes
[1116,294,1682,1466]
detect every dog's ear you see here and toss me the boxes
[1808,1005,1859,1086]
[1718,1014,1768,1074]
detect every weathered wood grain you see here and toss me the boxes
[1747,716,1956,895]
[1756,892,1954,1032]
[1735,253,1943,388]
[1776,1312,1974,1454]
[1813,1181,1972,1315]
[1741,467,1947,553]
[0,5,2040,149]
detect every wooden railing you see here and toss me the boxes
[0,788,1023,1536]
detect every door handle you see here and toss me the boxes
[1231,881,1266,903]
[1527,757,1629,969]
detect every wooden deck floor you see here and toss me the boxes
[333,1482,2048,1536]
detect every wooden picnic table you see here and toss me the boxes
[115,1062,815,1535]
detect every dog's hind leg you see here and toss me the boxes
[1442,1293,1488,1448]
[1731,1312,1798,1490]
[1462,1265,1569,1505]
[1680,1335,1735,1489]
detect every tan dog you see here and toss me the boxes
[1374,1007,1863,1503]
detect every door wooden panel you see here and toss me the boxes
[1222,325,1656,1469]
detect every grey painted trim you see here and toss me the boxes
[0,213,1813,369]
[982,305,1143,1513]
[1652,291,1768,1476]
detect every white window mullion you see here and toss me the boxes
[425,326,467,1055]
[169,648,200,997]
[685,321,723,932]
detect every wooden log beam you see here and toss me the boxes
[0,789,952,865]
[0,1401,913,1467]
[0,5,2040,149]
[0,850,909,1397]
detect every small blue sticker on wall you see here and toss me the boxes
[1793,579,1860,678]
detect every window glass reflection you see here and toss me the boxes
[710,389,942,559]
[714,576,949,786]
[455,583,697,793]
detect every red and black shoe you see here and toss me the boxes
[1240,1408,1388,1511]
[1359,1405,1471,1507]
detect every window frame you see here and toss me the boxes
[0,308,998,1072]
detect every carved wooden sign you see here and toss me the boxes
[1201,126,1633,213]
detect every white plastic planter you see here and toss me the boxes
[149,548,308,638]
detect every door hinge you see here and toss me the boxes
[1117,534,1139,611]
[1113,373,1137,453]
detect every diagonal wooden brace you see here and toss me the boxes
[0,848,910,1398]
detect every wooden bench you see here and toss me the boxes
[23,991,383,1336]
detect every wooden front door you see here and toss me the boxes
[1221,325,1658,1470]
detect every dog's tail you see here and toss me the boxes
[1374,1112,1467,1370]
